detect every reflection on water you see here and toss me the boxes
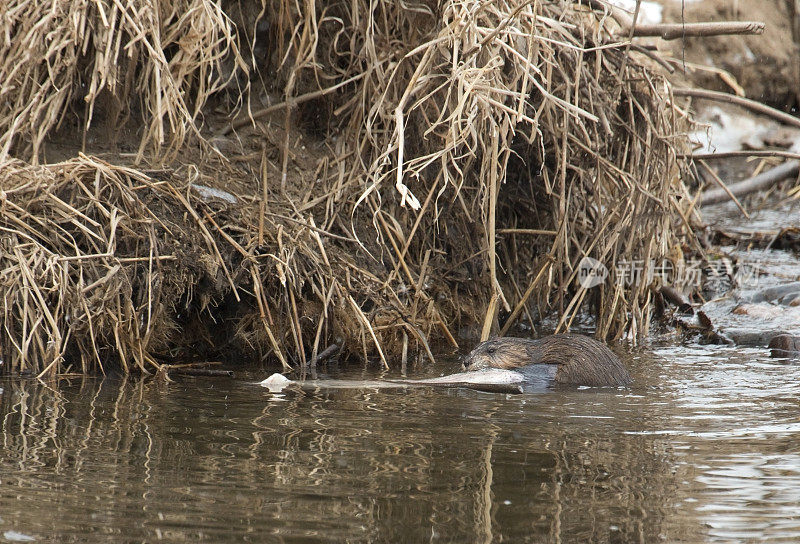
[1,346,799,542]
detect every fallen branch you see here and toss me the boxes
[700,160,800,206]
[674,88,800,130]
[166,368,235,377]
[659,285,693,313]
[685,150,800,161]
[310,344,339,367]
[630,22,764,40]
[388,379,523,394]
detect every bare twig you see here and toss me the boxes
[674,88,800,130]
[698,160,750,217]
[630,22,765,40]
[310,344,339,367]
[219,71,369,136]
[167,368,235,377]
[700,161,800,206]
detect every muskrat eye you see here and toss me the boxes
[486,346,496,355]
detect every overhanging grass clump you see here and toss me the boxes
[251,0,694,346]
[0,1,697,375]
[0,0,240,161]
[0,157,237,376]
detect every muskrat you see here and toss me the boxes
[462,334,631,387]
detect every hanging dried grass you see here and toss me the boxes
[248,0,694,349]
[0,0,241,162]
[0,155,236,376]
[0,0,699,375]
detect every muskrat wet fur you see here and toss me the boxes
[462,334,631,387]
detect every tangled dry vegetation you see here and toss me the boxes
[0,0,697,376]
[1,157,243,376]
[0,0,239,160]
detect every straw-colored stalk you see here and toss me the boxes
[0,0,697,374]
[0,0,241,162]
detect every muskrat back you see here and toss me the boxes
[462,334,631,387]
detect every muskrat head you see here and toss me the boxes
[462,338,530,371]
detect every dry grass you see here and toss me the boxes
[0,0,240,162]
[0,0,697,374]
[243,0,693,347]
[0,155,237,376]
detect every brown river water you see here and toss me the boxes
[2,343,800,543]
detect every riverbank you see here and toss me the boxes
[0,0,768,376]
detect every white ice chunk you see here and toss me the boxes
[258,373,293,392]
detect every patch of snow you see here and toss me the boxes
[690,106,772,154]
[3,531,36,542]
[607,0,663,25]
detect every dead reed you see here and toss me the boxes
[0,155,237,376]
[0,0,240,162]
[243,0,694,350]
[0,1,698,374]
